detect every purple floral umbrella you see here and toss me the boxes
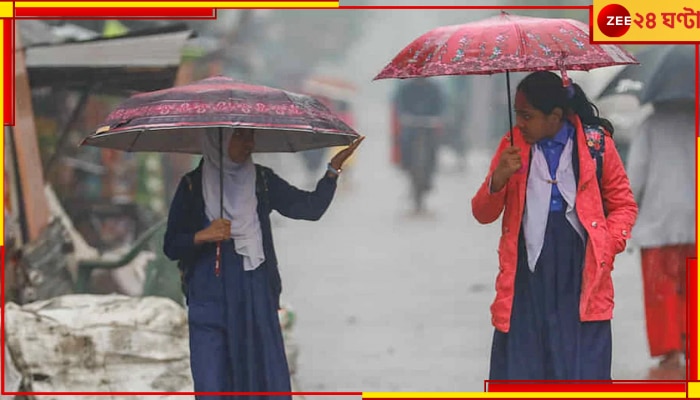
[81,76,359,153]
[81,76,360,274]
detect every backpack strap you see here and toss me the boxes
[177,161,203,297]
[255,164,271,211]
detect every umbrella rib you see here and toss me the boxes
[429,29,457,73]
[127,129,144,152]
[509,16,528,69]
[279,90,315,152]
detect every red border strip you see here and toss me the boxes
[689,258,698,382]
[487,383,686,392]
[4,19,13,126]
[15,7,217,18]
[2,4,697,398]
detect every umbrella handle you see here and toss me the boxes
[215,242,221,277]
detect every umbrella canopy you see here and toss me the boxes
[374,12,639,80]
[374,12,638,145]
[597,45,695,105]
[80,76,360,154]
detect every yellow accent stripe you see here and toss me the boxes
[0,2,13,17]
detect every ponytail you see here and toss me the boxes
[569,83,615,135]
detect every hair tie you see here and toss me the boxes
[566,84,575,99]
[559,62,575,99]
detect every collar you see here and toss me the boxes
[538,120,574,147]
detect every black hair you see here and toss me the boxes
[516,71,614,135]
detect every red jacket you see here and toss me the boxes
[471,115,638,333]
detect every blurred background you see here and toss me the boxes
[5,1,692,396]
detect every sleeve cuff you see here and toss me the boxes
[186,232,196,247]
[322,174,339,184]
[488,175,506,195]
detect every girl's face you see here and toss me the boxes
[228,128,255,163]
[514,90,564,145]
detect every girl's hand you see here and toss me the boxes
[491,146,522,192]
[194,219,231,244]
[329,136,366,172]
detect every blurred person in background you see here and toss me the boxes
[392,78,445,171]
[472,71,637,379]
[163,128,363,399]
[391,78,446,212]
[626,99,696,371]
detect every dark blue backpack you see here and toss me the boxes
[583,124,607,216]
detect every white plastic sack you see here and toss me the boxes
[5,294,194,399]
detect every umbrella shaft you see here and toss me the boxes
[506,71,514,146]
[217,128,223,279]
[215,242,221,277]
[219,128,224,219]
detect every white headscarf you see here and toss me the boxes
[201,130,265,271]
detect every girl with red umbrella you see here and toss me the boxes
[471,71,638,379]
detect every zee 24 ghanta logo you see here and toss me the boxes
[597,4,633,37]
[596,3,700,38]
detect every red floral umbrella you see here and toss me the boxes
[374,12,639,144]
